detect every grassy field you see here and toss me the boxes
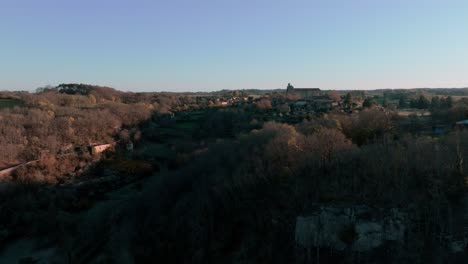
[138,110,204,162]
[397,109,431,117]
[0,99,22,108]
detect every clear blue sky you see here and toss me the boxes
[1,0,468,91]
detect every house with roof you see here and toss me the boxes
[90,143,113,155]
[454,119,468,130]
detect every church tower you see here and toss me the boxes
[286,83,294,93]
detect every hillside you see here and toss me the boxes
[0,85,467,263]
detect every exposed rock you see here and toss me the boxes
[295,206,407,252]
[448,239,466,253]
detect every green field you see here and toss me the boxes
[0,99,22,108]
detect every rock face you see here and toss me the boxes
[295,206,407,252]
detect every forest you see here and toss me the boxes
[0,84,467,263]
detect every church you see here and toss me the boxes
[286,83,321,98]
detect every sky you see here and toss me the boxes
[1,0,468,92]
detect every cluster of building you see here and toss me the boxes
[270,83,340,115]
[194,95,250,107]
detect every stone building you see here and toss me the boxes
[286,83,321,98]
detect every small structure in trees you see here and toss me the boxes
[90,143,113,155]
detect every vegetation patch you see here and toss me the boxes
[0,99,22,108]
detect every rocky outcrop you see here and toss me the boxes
[295,206,407,252]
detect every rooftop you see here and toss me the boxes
[293,88,320,90]
[455,119,468,125]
